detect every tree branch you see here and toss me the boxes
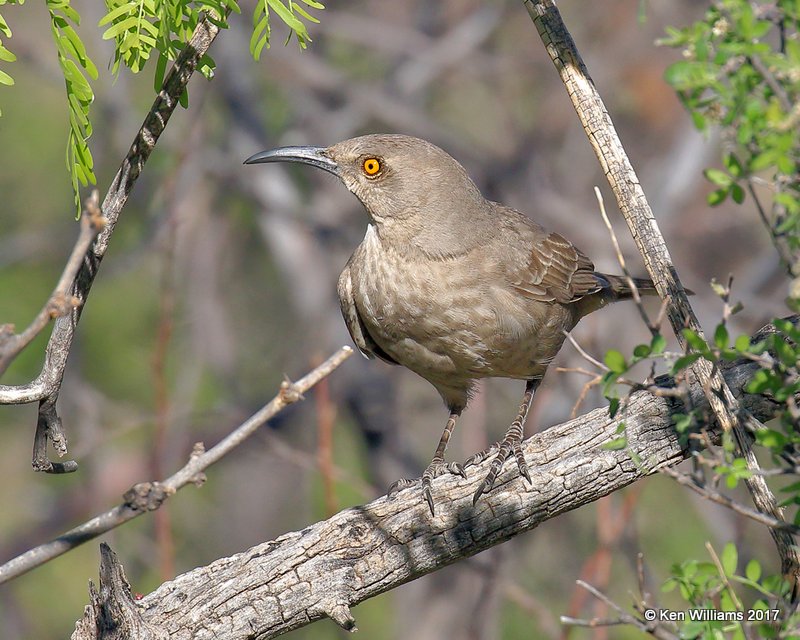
[524,0,800,583]
[0,192,105,378]
[70,321,792,640]
[0,13,223,474]
[0,347,352,585]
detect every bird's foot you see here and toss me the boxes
[468,431,531,505]
[388,459,466,515]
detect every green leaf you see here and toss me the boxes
[0,44,16,62]
[714,323,729,349]
[672,412,694,433]
[734,334,751,352]
[705,167,732,187]
[682,329,708,352]
[650,333,666,355]
[672,352,701,374]
[602,435,627,450]
[98,3,135,27]
[633,344,651,358]
[604,350,627,374]
[781,480,800,494]
[730,183,745,204]
[755,429,788,450]
[153,51,167,92]
[708,187,729,206]
[0,66,13,85]
[102,16,139,40]
[720,542,737,577]
[723,152,744,178]
[292,3,319,24]
[268,0,305,33]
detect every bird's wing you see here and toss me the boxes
[337,264,399,365]
[510,228,602,305]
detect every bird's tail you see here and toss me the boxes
[597,273,694,301]
[597,273,658,301]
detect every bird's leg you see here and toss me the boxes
[388,410,466,515]
[468,378,540,505]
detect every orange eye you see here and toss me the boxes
[362,157,381,176]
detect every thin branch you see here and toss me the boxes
[0,13,225,475]
[525,0,800,584]
[749,54,792,113]
[561,580,679,640]
[594,186,656,334]
[562,330,607,371]
[746,178,799,278]
[661,466,800,534]
[0,346,352,585]
[705,541,744,612]
[0,192,105,378]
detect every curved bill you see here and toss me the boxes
[243,145,339,177]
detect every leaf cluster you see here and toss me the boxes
[0,0,324,217]
[664,543,798,639]
[659,0,800,251]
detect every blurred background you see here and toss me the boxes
[0,0,791,638]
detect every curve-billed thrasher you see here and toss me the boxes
[245,134,657,514]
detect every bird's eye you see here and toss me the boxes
[362,157,381,176]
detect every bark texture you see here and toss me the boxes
[71,343,785,640]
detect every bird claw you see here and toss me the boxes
[387,477,416,497]
[387,459,466,515]
[471,437,530,506]
[464,444,499,468]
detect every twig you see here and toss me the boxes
[594,186,656,334]
[661,466,800,534]
[0,13,225,475]
[746,178,799,279]
[562,330,607,371]
[705,541,744,611]
[749,54,792,113]
[0,346,352,584]
[0,191,105,377]
[563,580,680,640]
[562,580,678,639]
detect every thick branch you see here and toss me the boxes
[71,336,788,640]
[0,14,222,473]
[525,0,800,581]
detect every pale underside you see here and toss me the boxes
[337,203,606,412]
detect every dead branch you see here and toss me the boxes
[0,13,223,474]
[0,347,352,585]
[69,321,792,640]
[525,0,800,583]
[0,192,105,378]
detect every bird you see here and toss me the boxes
[245,134,659,514]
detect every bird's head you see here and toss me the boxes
[244,134,483,227]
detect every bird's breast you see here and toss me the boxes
[344,225,575,381]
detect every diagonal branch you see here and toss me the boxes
[524,0,800,584]
[69,321,793,640]
[0,13,224,474]
[0,192,105,378]
[0,346,353,585]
